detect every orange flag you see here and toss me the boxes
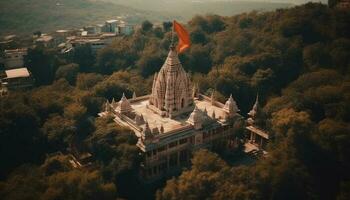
[173,20,191,53]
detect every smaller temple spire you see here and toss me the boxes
[211,90,215,105]
[118,93,132,114]
[248,93,259,118]
[211,110,216,119]
[192,83,200,98]
[142,121,153,142]
[135,114,145,125]
[140,114,145,123]
[160,124,164,134]
[192,84,197,98]
[223,94,240,117]
[254,93,259,109]
[104,100,111,112]
[247,93,259,126]
[111,98,116,109]
[133,91,137,99]
[144,121,151,133]
[187,106,203,130]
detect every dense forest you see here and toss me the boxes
[1,2,350,200]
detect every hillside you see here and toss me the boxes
[108,0,292,19]
[0,0,172,36]
[0,0,293,36]
[1,2,350,200]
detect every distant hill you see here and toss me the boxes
[0,0,172,36]
[0,0,292,36]
[108,0,293,19]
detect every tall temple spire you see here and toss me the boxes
[248,92,266,128]
[118,93,132,114]
[104,100,111,113]
[211,90,215,105]
[248,93,259,118]
[149,45,192,117]
[247,93,260,126]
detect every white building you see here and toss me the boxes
[118,23,134,36]
[2,67,34,90]
[69,33,117,53]
[3,48,27,69]
[83,26,97,35]
[105,19,119,33]
[35,34,55,48]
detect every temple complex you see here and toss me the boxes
[99,46,243,181]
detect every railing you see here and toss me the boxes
[199,94,225,107]
[119,114,143,132]
[129,95,151,103]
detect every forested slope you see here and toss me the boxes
[0,0,171,36]
[1,2,350,200]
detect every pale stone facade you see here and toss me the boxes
[149,46,193,118]
[100,47,243,181]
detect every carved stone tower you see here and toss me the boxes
[149,46,192,117]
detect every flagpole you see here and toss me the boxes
[171,20,175,48]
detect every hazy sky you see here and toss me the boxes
[280,0,327,3]
[233,0,327,4]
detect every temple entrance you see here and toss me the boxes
[181,98,184,108]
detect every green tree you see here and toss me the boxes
[72,44,96,72]
[0,101,46,179]
[162,21,172,32]
[42,114,75,151]
[76,73,104,90]
[26,47,59,85]
[43,170,116,200]
[55,63,79,85]
[141,20,153,32]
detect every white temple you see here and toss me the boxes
[99,46,243,181]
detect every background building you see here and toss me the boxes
[3,48,27,69]
[1,67,34,90]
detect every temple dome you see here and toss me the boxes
[223,94,240,116]
[149,47,192,116]
[118,93,132,114]
[187,106,204,129]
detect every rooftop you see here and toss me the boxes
[36,35,53,42]
[4,35,16,40]
[56,30,69,33]
[4,48,27,54]
[129,95,228,134]
[5,68,30,79]
[246,126,269,139]
[106,19,118,24]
